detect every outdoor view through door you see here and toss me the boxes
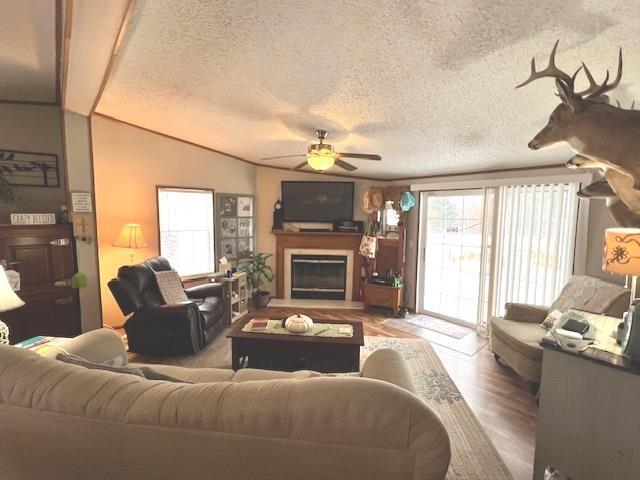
[419,182,580,333]
[421,191,489,327]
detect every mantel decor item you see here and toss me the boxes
[113,223,148,264]
[238,252,274,308]
[0,265,26,344]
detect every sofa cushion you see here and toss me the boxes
[58,353,188,382]
[549,275,629,316]
[127,363,319,383]
[490,317,546,361]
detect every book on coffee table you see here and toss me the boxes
[250,318,270,331]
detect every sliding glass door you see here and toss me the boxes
[418,182,580,334]
[420,190,488,327]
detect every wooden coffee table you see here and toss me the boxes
[227,317,364,373]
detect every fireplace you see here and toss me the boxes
[291,254,347,300]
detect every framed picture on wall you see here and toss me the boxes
[215,193,255,268]
[220,217,237,238]
[220,239,237,259]
[0,150,60,187]
[238,196,253,217]
[219,195,237,217]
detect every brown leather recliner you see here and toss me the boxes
[108,256,227,356]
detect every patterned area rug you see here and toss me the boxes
[134,334,512,480]
[406,315,473,339]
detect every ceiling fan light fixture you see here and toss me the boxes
[307,152,335,171]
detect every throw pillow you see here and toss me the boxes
[154,269,189,304]
[56,353,189,383]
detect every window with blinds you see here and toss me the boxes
[157,187,215,277]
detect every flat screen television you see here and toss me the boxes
[281,181,354,222]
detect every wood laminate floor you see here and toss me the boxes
[254,306,537,480]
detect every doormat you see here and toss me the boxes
[407,315,473,339]
[384,317,488,356]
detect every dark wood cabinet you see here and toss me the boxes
[0,225,80,343]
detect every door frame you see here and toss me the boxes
[416,188,486,328]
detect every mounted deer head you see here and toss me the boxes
[518,41,640,222]
[578,176,640,228]
[517,40,623,151]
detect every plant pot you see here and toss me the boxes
[252,291,271,308]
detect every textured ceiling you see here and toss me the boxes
[0,0,57,103]
[64,0,130,115]
[97,0,640,179]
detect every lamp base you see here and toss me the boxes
[0,319,9,345]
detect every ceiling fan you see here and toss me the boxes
[260,129,382,172]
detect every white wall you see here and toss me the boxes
[0,104,66,223]
[64,111,102,331]
[255,166,377,296]
[92,115,257,327]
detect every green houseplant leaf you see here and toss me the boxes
[238,252,274,294]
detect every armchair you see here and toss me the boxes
[489,275,629,390]
[108,257,227,356]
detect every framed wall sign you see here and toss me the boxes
[71,192,93,212]
[0,150,59,187]
[215,193,255,266]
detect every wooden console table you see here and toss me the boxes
[362,283,403,316]
[535,312,640,479]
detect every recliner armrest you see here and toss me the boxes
[503,302,549,323]
[133,301,200,324]
[185,282,224,299]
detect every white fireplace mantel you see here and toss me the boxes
[283,248,354,300]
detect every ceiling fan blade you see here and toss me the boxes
[293,160,309,170]
[334,159,358,171]
[260,154,306,161]
[336,152,382,161]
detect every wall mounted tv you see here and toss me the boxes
[281,181,354,222]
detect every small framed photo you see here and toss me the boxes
[221,239,237,259]
[220,218,237,238]
[237,237,253,259]
[219,195,237,217]
[238,196,253,217]
[238,218,253,237]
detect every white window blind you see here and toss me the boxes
[158,188,215,277]
[493,182,579,314]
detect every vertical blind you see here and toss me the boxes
[492,182,579,317]
[158,188,215,277]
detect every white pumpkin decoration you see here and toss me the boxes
[285,314,314,333]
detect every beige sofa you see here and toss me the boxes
[0,329,450,480]
[490,275,629,389]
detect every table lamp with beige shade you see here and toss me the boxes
[603,228,640,305]
[0,265,25,344]
[113,223,148,264]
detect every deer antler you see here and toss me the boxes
[516,40,576,90]
[583,48,623,99]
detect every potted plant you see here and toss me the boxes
[238,252,274,308]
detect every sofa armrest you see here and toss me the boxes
[361,348,416,394]
[38,328,128,366]
[503,302,549,323]
[185,282,224,300]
